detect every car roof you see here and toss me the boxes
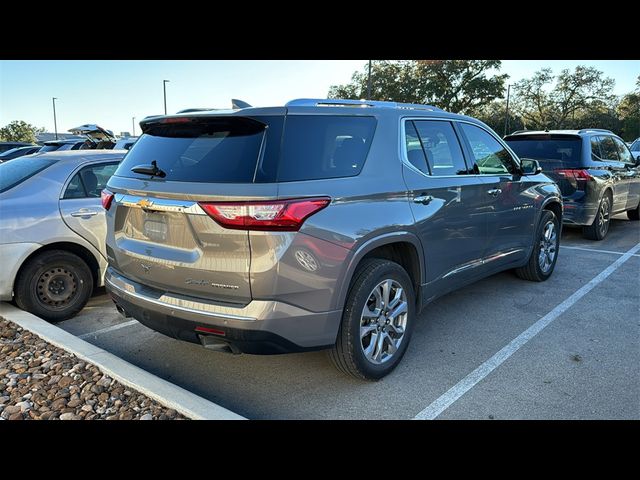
[139,98,484,128]
[32,150,125,164]
[43,139,84,145]
[505,129,616,138]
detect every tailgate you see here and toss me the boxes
[110,194,251,304]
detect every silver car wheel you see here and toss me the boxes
[598,198,610,237]
[538,221,557,274]
[360,279,408,365]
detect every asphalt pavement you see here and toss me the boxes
[56,214,640,419]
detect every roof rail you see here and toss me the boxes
[285,98,442,111]
[578,128,613,134]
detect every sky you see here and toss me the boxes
[1,60,638,136]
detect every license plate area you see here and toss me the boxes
[143,213,168,242]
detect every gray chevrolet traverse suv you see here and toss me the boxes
[103,98,562,380]
[505,129,640,240]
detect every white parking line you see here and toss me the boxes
[414,241,640,420]
[78,319,139,339]
[561,245,640,257]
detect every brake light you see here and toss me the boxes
[160,117,191,124]
[555,169,592,190]
[101,189,114,210]
[199,197,331,231]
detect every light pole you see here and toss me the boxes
[503,84,511,136]
[132,117,136,137]
[163,80,170,115]
[367,60,372,100]
[52,97,59,140]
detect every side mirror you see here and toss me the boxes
[635,154,640,166]
[521,158,542,175]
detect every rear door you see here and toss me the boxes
[105,114,284,305]
[59,161,120,257]
[598,135,629,212]
[402,119,490,293]
[458,123,534,266]
[611,136,640,210]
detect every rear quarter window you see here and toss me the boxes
[277,115,377,182]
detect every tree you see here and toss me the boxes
[328,60,508,116]
[617,75,640,141]
[512,66,616,130]
[0,120,45,143]
[475,100,524,136]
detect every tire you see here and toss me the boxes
[583,194,612,240]
[515,210,560,282]
[328,258,415,381]
[14,250,94,322]
[627,202,640,221]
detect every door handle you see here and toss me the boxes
[487,188,502,197]
[413,194,433,205]
[70,210,99,217]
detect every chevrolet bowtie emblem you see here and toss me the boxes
[137,198,154,208]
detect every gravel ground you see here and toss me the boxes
[0,318,187,420]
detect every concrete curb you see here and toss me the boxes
[0,303,245,420]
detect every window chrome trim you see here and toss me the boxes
[399,116,522,179]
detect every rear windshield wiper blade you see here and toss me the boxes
[131,160,166,178]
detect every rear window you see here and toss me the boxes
[505,136,583,168]
[116,116,280,183]
[0,156,56,193]
[277,115,376,182]
[115,114,377,183]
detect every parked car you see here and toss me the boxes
[68,124,117,149]
[0,150,125,321]
[630,138,640,160]
[0,145,42,162]
[113,137,138,150]
[38,139,86,153]
[505,129,640,240]
[0,142,34,154]
[103,98,562,380]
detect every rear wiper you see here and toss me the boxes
[131,160,166,178]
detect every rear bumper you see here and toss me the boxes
[561,201,597,226]
[105,267,342,354]
[0,242,41,301]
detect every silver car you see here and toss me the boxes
[104,98,562,380]
[0,150,124,321]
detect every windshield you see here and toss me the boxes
[0,156,56,193]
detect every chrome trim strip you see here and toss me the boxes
[105,275,255,322]
[442,249,523,279]
[398,116,522,179]
[116,194,206,215]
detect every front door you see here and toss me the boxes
[457,122,535,267]
[402,119,491,299]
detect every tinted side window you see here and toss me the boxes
[612,137,633,164]
[599,136,620,161]
[404,121,430,175]
[412,120,467,176]
[64,162,119,199]
[460,123,515,174]
[278,116,376,182]
[590,137,602,160]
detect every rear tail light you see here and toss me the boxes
[555,169,592,190]
[101,189,114,210]
[199,197,330,231]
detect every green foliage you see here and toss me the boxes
[511,66,616,130]
[0,120,45,143]
[328,60,508,115]
[616,75,640,141]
